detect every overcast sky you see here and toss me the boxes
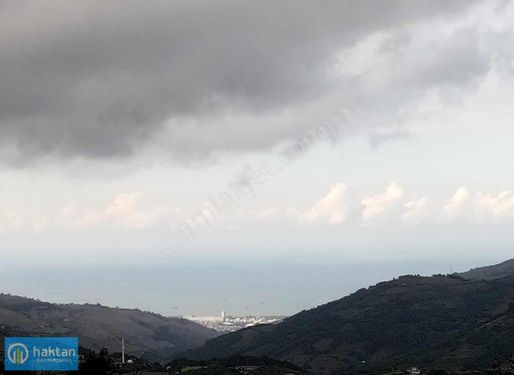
[1,0,514,272]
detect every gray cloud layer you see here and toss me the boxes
[0,0,494,163]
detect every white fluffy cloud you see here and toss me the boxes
[444,187,471,218]
[444,188,514,222]
[4,184,514,236]
[104,193,142,217]
[477,191,514,220]
[361,182,405,222]
[302,183,350,224]
[300,182,431,226]
[73,193,170,229]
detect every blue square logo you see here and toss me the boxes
[4,337,78,371]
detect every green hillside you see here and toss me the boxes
[187,262,514,374]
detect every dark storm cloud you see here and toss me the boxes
[0,0,485,163]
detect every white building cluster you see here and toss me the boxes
[184,311,284,332]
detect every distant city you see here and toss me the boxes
[183,311,286,332]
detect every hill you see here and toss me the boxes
[0,293,218,360]
[391,298,514,371]
[458,258,514,281]
[166,356,309,375]
[186,265,514,374]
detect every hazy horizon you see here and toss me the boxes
[1,255,509,316]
